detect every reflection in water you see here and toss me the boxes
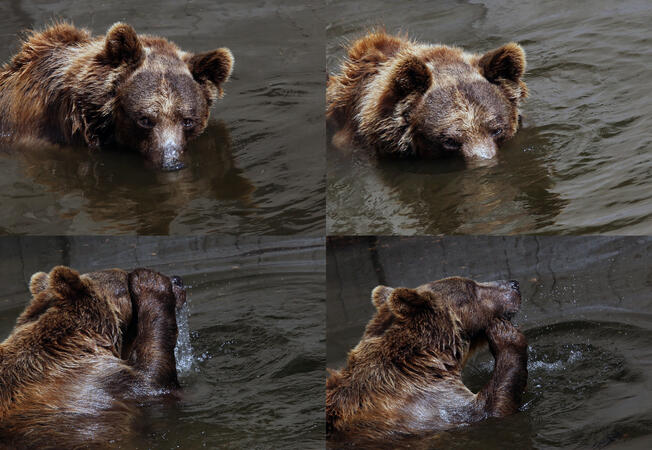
[0,236,325,448]
[327,236,652,449]
[1,121,254,234]
[328,125,566,234]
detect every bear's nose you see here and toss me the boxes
[162,160,185,171]
[509,280,520,291]
[160,137,185,171]
[171,276,183,287]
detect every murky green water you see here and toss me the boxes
[0,236,325,449]
[327,236,652,448]
[0,0,325,235]
[326,0,652,235]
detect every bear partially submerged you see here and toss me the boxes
[326,277,528,444]
[0,22,233,170]
[0,266,186,448]
[327,31,528,160]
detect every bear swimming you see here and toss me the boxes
[326,277,528,445]
[0,22,233,171]
[327,31,527,160]
[0,266,186,448]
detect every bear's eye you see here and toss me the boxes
[441,138,461,151]
[182,118,195,129]
[138,117,155,129]
[491,127,504,138]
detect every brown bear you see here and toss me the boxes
[0,265,186,449]
[326,277,528,445]
[0,22,233,171]
[327,31,528,160]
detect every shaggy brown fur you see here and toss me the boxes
[0,22,233,170]
[327,31,528,160]
[326,277,527,444]
[0,266,186,449]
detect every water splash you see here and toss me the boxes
[529,348,583,372]
[174,300,195,374]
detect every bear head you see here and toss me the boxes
[365,276,521,369]
[25,266,186,358]
[101,23,233,171]
[361,43,527,160]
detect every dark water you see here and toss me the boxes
[0,0,325,235]
[326,0,652,235]
[0,236,325,449]
[327,236,652,448]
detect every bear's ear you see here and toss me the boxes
[392,55,432,97]
[387,287,426,318]
[478,42,525,84]
[48,266,87,299]
[103,23,144,68]
[187,48,234,99]
[371,285,394,309]
[378,55,431,114]
[29,272,49,295]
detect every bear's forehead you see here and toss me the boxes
[142,48,190,73]
[127,68,194,92]
[419,80,510,133]
[424,80,507,111]
[419,277,475,292]
[81,269,129,294]
[121,69,204,114]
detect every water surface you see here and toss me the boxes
[326,0,652,235]
[327,236,652,448]
[0,236,325,448]
[0,0,325,235]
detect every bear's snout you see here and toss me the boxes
[151,125,187,171]
[499,280,521,318]
[479,279,521,319]
[161,141,185,171]
[162,160,185,171]
[462,137,498,160]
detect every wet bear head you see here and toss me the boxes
[365,277,521,366]
[363,43,527,160]
[26,266,186,357]
[101,23,233,170]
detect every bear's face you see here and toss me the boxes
[102,24,233,170]
[368,277,521,358]
[417,277,521,334]
[371,44,527,160]
[410,78,517,160]
[115,67,211,171]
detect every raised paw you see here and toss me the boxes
[485,318,527,356]
[128,268,177,310]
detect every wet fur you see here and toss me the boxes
[0,22,233,169]
[326,277,528,444]
[0,266,186,449]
